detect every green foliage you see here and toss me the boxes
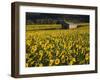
[26,24,62,30]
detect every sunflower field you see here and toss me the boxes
[25,26,90,67]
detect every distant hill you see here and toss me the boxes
[26,12,89,25]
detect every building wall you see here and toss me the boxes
[69,24,77,29]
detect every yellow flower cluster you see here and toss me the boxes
[26,27,90,67]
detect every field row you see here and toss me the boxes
[26,24,62,30]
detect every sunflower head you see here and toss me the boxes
[49,59,54,66]
[85,53,89,61]
[55,59,60,65]
[39,63,43,67]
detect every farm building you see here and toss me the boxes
[59,20,78,29]
[66,23,78,29]
[60,20,89,29]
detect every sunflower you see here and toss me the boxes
[31,46,37,53]
[69,58,76,65]
[61,55,65,59]
[85,53,89,61]
[56,50,59,56]
[49,59,54,66]
[25,63,28,67]
[55,59,60,65]
[61,58,65,63]
[30,61,34,66]
[69,61,73,65]
[26,39,31,46]
[48,52,53,59]
[72,58,76,62]
[39,63,43,67]
[64,44,66,49]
